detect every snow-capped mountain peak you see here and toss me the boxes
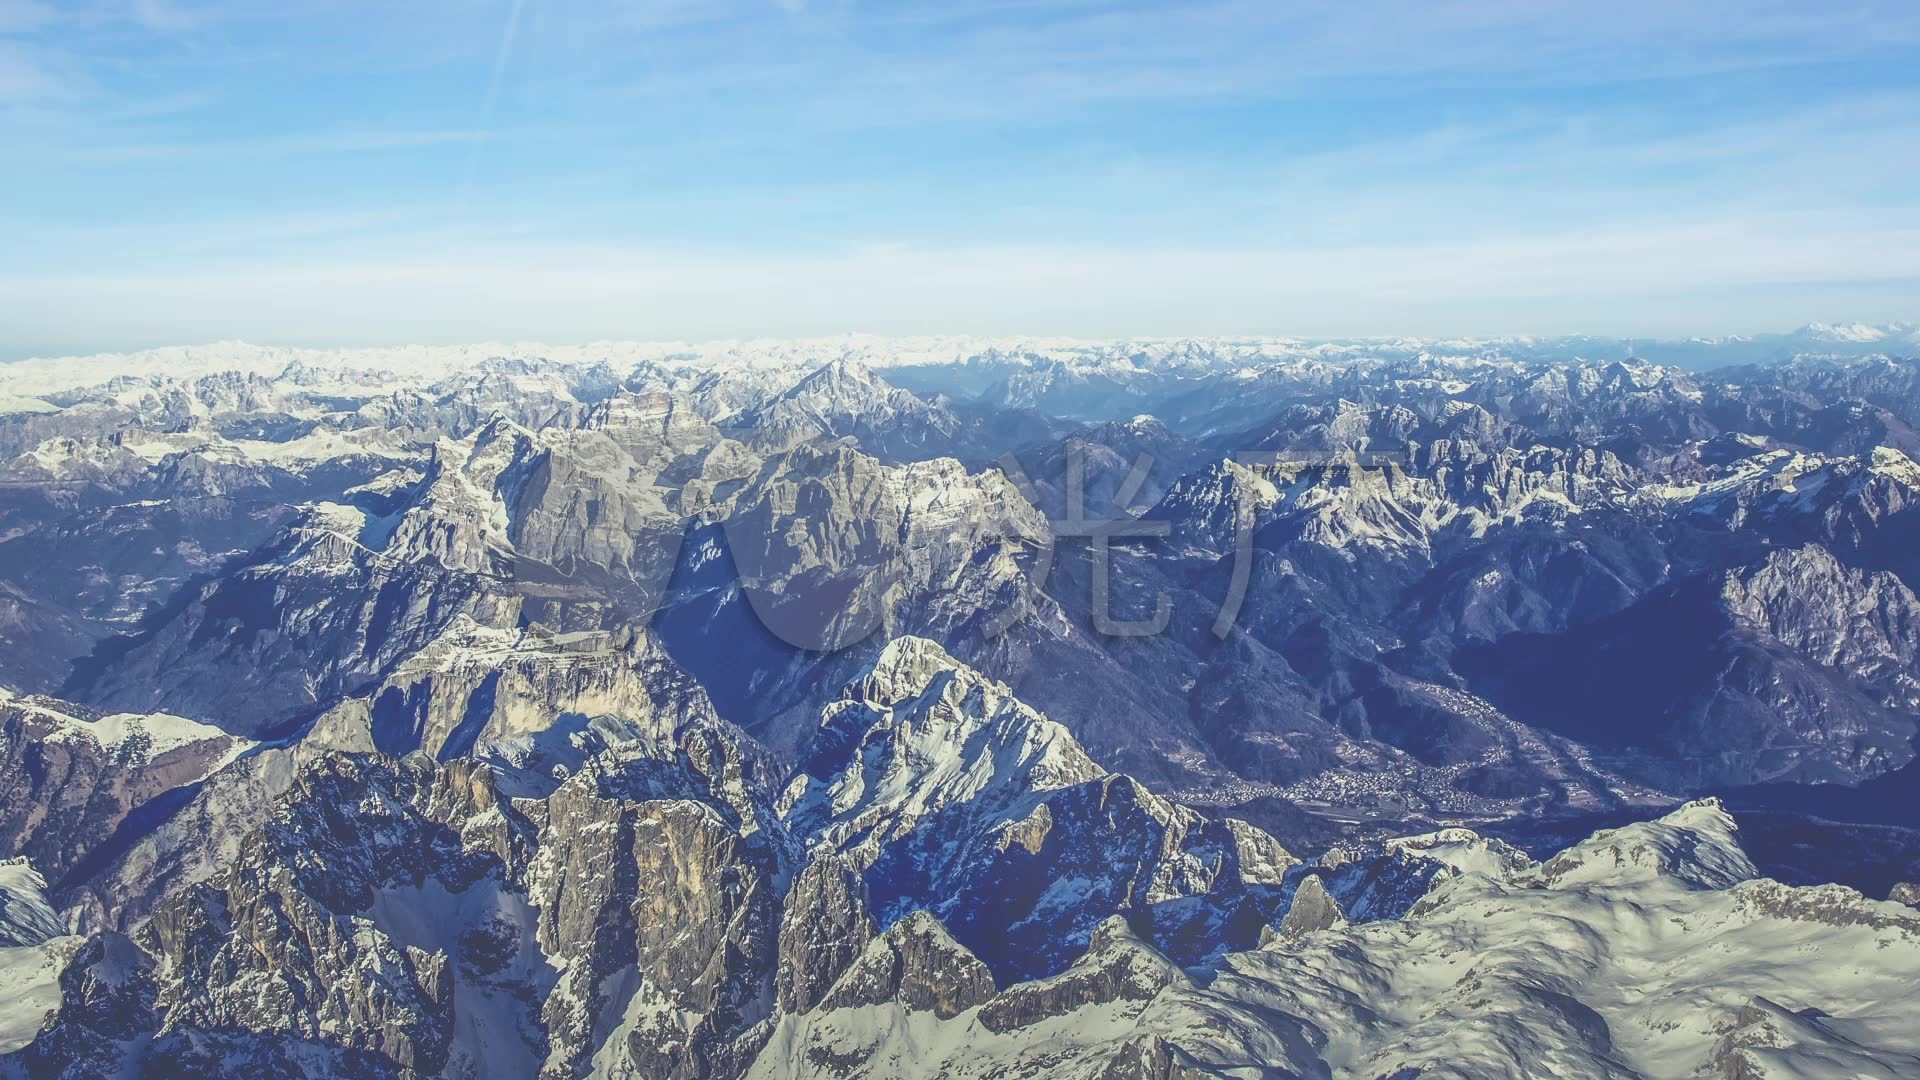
[1527,797,1756,891]
[780,637,1103,863]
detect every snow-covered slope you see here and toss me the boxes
[0,859,80,1058]
[0,860,65,949]
[779,638,1299,979]
[778,636,1105,861]
[754,800,1920,1080]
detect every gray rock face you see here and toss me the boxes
[57,742,305,934]
[10,731,799,1079]
[730,359,963,462]
[976,917,1187,1035]
[775,857,874,1015]
[529,736,788,1080]
[4,647,1329,1074]
[72,504,523,735]
[1273,874,1346,939]
[1721,544,1920,705]
[130,754,493,1076]
[818,911,996,1020]
[1892,881,1920,907]
[717,441,1049,653]
[306,617,727,779]
[0,693,247,886]
[11,642,1319,1078]
[503,395,744,623]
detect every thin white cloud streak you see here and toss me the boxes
[1222,96,1920,236]
[451,0,527,201]
[129,0,199,33]
[8,2,1918,176]
[51,0,1912,136]
[571,0,1920,132]
[6,212,1918,347]
[476,0,525,132]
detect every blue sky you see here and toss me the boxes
[3,0,1919,354]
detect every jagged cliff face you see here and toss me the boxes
[1459,543,1920,787]
[304,617,727,781]
[5,339,1920,1076]
[714,442,1050,653]
[2,644,1301,1077]
[778,638,1298,980]
[14,650,1920,1080]
[0,691,251,887]
[8,640,1920,1079]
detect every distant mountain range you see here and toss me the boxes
[2,328,1919,1077]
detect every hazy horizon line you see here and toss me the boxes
[6,318,1919,368]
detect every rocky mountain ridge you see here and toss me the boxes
[5,335,1920,1076]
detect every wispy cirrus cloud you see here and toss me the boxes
[3,1,1917,347]
[128,0,201,33]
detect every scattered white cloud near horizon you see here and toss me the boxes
[1,1,1918,351]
